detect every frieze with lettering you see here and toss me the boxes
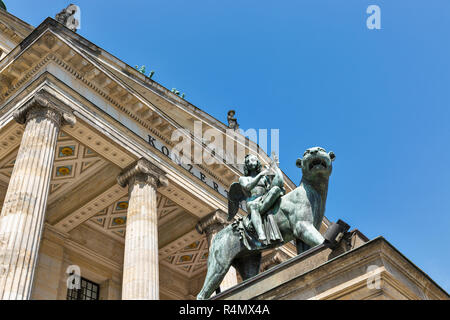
[148,134,245,211]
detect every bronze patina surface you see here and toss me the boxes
[197,147,336,299]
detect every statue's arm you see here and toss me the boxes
[239,171,266,192]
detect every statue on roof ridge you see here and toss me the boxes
[55,3,80,33]
[227,110,239,130]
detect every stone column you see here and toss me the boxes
[118,158,168,300]
[196,209,238,291]
[0,90,75,300]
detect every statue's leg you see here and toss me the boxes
[233,252,262,280]
[197,228,239,300]
[248,202,266,241]
[260,186,283,213]
[293,221,325,248]
[197,260,229,300]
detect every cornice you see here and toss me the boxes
[0,19,297,192]
[0,10,34,48]
[0,53,52,99]
[0,48,235,188]
[0,26,300,200]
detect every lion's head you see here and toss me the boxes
[296,147,335,180]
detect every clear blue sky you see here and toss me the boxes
[5,1,449,293]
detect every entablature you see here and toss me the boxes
[0,17,297,194]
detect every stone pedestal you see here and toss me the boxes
[212,234,449,300]
[118,159,168,300]
[197,210,238,292]
[0,91,75,300]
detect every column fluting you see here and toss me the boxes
[0,91,75,300]
[118,159,168,300]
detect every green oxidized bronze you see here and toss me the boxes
[0,0,6,11]
[197,147,336,300]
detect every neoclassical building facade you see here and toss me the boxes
[0,8,447,300]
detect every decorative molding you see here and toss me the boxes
[159,229,203,261]
[1,46,235,189]
[159,229,214,278]
[0,130,110,205]
[48,131,108,203]
[156,195,185,226]
[1,53,52,99]
[0,11,33,47]
[43,222,70,240]
[85,195,128,241]
[0,31,293,220]
[0,147,16,186]
[62,121,134,169]
[158,184,212,217]
[1,57,228,217]
[0,122,23,161]
[84,192,185,242]
[54,183,126,233]
[161,236,209,278]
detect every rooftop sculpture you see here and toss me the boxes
[55,4,80,32]
[227,110,239,130]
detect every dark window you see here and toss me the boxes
[67,277,100,300]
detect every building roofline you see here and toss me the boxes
[0,8,34,34]
[212,236,449,299]
[10,16,297,189]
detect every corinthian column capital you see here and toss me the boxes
[117,158,168,189]
[13,90,76,128]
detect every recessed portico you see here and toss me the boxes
[0,78,301,299]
